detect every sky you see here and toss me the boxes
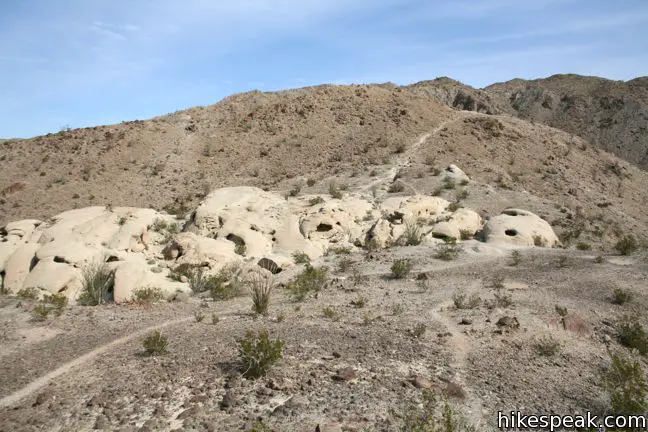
[1,0,647,138]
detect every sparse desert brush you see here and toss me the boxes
[287,264,328,301]
[143,329,168,356]
[556,254,570,268]
[576,242,591,251]
[194,310,205,322]
[394,143,406,154]
[612,287,633,305]
[442,177,455,190]
[509,250,522,266]
[615,235,638,255]
[391,303,404,316]
[237,329,284,379]
[322,306,340,321]
[288,184,301,197]
[435,244,461,261]
[17,286,39,299]
[396,389,477,432]
[411,323,427,338]
[306,178,316,187]
[42,293,68,316]
[534,335,561,356]
[326,245,352,255]
[447,202,462,212]
[132,286,164,302]
[308,196,325,206]
[457,189,469,200]
[234,242,247,256]
[617,316,648,355]
[31,303,54,321]
[328,181,343,199]
[292,251,310,264]
[492,288,513,308]
[350,295,368,308]
[391,259,413,279]
[603,352,647,415]
[533,235,545,247]
[594,254,605,264]
[350,268,367,286]
[336,256,354,273]
[453,290,481,310]
[78,260,114,306]
[388,181,405,193]
[247,271,273,316]
[459,179,469,186]
[459,229,473,241]
[211,313,220,325]
[400,219,422,246]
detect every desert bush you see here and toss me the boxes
[194,310,205,322]
[453,290,481,309]
[435,244,461,261]
[509,250,522,266]
[534,335,561,356]
[391,259,413,279]
[350,268,367,286]
[411,323,427,338]
[143,329,168,356]
[456,189,469,200]
[292,251,310,264]
[328,181,343,199]
[17,286,39,299]
[391,303,404,316]
[211,313,220,325]
[617,316,648,355]
[616,235,638,255]
[397,390,476,432]
[603,352,647,415]
[388,181,405,193]
[327,245,351,255]
[351,295,368,308]
[594,254,604,264]
[612,287,633,305]
[133,286,164,302]
[43,293,68,315]
[337,256,354,273]
[576,242,591,251]
[447,202,461,212]
[288,184,301,197]
[492,289,513,308]
[306,178,316,187]
[556,254,569,268]
[459,229,473,241]
[248,271,273,316]
[322,306,340,321]
[237,329,284,379]
[442,177,455,190]
[400,219,422,246]
[287,264,328,301]
[234,243,247,256]
[533,235,545,247]
[78,260,114,306]
[31,303,54,321]
[308,196,325,206]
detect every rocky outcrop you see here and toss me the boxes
[482,209,560,247]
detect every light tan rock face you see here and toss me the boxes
[482,208,560,247]
[443,164,470,184]
[431,208,483,240]
[22,260,81,298]
[4,243,40,293]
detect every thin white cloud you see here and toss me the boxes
[89,23,127,41]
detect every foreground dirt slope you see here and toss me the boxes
[1,246,647,431]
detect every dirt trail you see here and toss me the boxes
[0,316,193,409]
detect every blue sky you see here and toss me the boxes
[1,0,647,138]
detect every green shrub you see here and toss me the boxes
[143,329,168,356]
[576,242,591,251]
[337,256,353,273]
[78,260,114,306]
[31,303,54,321]
[132,286,164,302]
[306,178,316,187]
[493,289,513,308]
[308,196,325,206]
[237,329,284,379]
[555,305,568,317]
[288,184,301,197]
[194,310,205,322]
[391,259,413,279]
[435,244,461,261]
[400,219,422,246]
[612,287,633,305]
[453,290,481,309]
[411,323,427,338]
[43,293,67,316]
[616,235,638,255]
[459,229,473,241]
[350,295,368,308]
[617,316,648,355]
[328,182,343,199]
[292,251,310,264]
[17,286,39,299]
[534,335,561,356]
[248,272,273,315]
[322,306,340,321]
[388,182,405,193]
[287,265,328,301]
[234,243,247,256]
[396,390,477,432]
[603,352,647,415]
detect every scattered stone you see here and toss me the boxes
[411,375,436,389]
[496,316,520,330]
[459,318,473,325]
[333,367,358,382]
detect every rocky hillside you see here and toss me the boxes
[410,74,648,170]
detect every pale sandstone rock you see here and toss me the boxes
[431,208,482,240]
[443,164,470,184]
[0,239,20,272]
[4,243,40,293]
[483,208,560,247]
[22,260,81,297]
